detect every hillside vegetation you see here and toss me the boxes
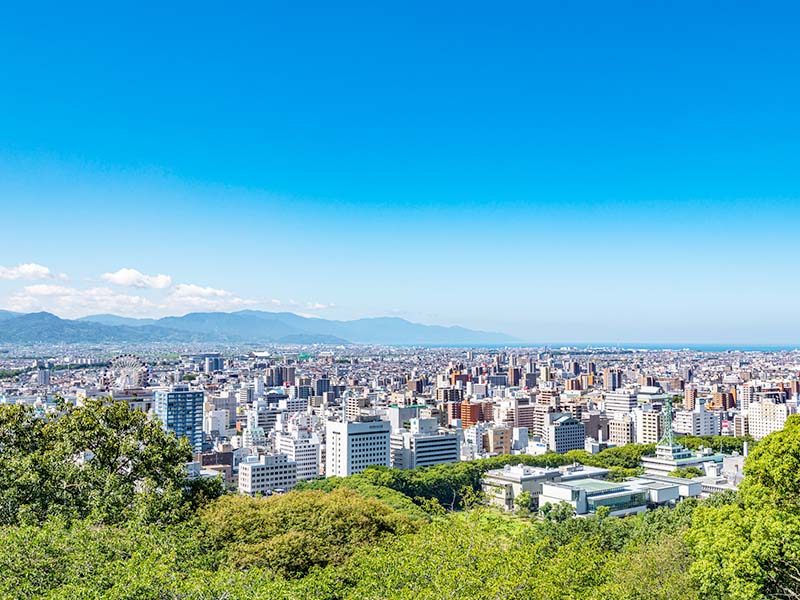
[0,399,796,599]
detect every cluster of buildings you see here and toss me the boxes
[0,344,794,506]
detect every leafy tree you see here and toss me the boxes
[669,466,704,479]
[739,415,800,510]
[4,400,796,600]
[199,488,418,577]
[0,399,220,525]
[606,466,643,481]
[295,475,429,520]
[687,416,800,599]
[540,501,574,523]
[514,490,534,516]
[679,434,754,454]
[0,403,48,524]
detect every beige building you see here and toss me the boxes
[483,426,512,455]
[608,415,634,445]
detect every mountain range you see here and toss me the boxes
[0,310,516,345]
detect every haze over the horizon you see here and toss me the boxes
[2,2,800,344]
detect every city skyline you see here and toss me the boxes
[3,4,800,597]
[4,2,800,343]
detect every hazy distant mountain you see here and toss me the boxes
[233,311,516,345]
[4,310,516,345]
[0,312,192,344]
[78,314,158,327]
[0,310,21,321]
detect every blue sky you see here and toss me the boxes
[1,1,800,343]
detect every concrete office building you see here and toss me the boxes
[325,416,391,477]
[390,417,459,469]
[483,463,610,512]
[238,453,297,495]
[604,390,638,417]
[673,399,721,436]
[275,429,321,481]
[546,413,586,453]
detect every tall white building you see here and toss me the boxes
[249,401,284,434]
[253,376,265,398]
[279,397,309,413]
[462,422,490,459]
[390,417,459,469]
[736,384,758,412]
[275,429,321,481]
[203,409,229,436]
[238,453,297,495]
[325,416,391,477]
[604,390,638,418]
[673,399,721,436]
[748,399,790,440]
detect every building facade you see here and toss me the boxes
[325,416,391,477]
[154,384,204,453]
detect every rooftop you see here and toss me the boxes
[563,479,624,493]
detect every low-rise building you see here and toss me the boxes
[539,479,648,517]
[482,464,563,511]
[482,463,609,512]
[238,453,297,495]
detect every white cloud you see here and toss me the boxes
[2,276,322,319]
[305,302,335,310]
[171,283,232,298]
[7,285,156,317]
[101,268,172,289]
[22,284,74,296]
[0,263,67,281]
[165,283,256,312]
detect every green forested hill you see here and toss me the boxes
[0,400,796,599]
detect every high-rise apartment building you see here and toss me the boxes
[604,368,623,391]
[345,395,370,421]
[460,401,484,427]
[683,386,697,411]
[155,384,205,453]
[748,397,790,440]
[608,415,634,445]
[633,407,663,444]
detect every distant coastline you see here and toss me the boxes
[408,342,800,352]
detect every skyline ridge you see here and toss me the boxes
[0,309,517,345]
[2,309,800,349]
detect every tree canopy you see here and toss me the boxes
[0,399,221,525]
[0,400,796,599]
